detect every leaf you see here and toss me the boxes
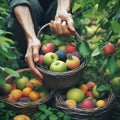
[98,0,109,11]
[101,58,108,69]
[39,114,47,120]
[78,40,91,58]
[3,67,20,77]
[80,0,88,8]
[49,114,58,120]
[91,47,101,57]
[97,84,110,92]
[0,103,5,109]
[111,21,120,34]
[38,104,47,112]
[0,44,17,59]
[72,4,81,13]
[107,56,117,75]
[0,36,14,44]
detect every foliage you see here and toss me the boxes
[71,0,120,89]
[31,104,71,120]
[0,102,17,120]
[0,2,20,82]
[0,0,120,119]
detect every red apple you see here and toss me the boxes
[85,91,94,98]
[38,55,44,65]
[65,44,76,53]
[86,81,96,90]
[81,99,94,109]
[42,43,55,54]
[103,43,116,55]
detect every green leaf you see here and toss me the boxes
[49,114,58,120]
[72,4,81,13]
[80,0,88,8]
[3,67,20,77]
[39,114,47,120]
[38,104,47,112]
[101,58,108,69]
[97,84,110,92]
[0,103,6,109]
[0,44,17,59]
[111,21,120,33]
[78,40,91,58]
[91,47,101,57]
[98,0,109,11]
[0,36,14,44]
[107,56,117,75]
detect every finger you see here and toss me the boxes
[67,20,75,33]
[50,20,55,32]
[61,21,70,34]
[32,44,40,62]
[25,54,43,79]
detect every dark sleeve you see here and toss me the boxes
[8,0,31,11]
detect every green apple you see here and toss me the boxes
[2,83,12,94]
[92,86,105,99]
[44,52,59,66]
[50,60,67,72]
[16,76,29,90]
[66,88,85,103]
[111,77,120,93]
[111,76,120,86]
[40,89,48,98]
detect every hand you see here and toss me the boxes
[25,38,43,80]
[50,11,75,35]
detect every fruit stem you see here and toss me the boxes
[67,55,73,60]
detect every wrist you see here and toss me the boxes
[57,0,71,13]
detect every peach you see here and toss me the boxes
[65,99,77,108]
[29,91,40,101]
[9,89,23,101]
[66,55,80,69]
[26,82,35,89]
[86,81,96,90]
[22,87,32,97]
[80,84,88,93]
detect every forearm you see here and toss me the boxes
[13,5,36,42]
[57,0,71,13]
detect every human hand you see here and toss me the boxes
[50,11,75,35]
[25,38,43,80]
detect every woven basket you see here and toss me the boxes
[36,23,87,90]
[55,90,116,120]
[0,68,54,115]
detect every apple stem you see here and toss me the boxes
[67,55,73,60]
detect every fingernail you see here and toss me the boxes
[34,57,39,62]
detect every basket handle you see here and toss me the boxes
[37,22,82,40]
[5,68,30,81]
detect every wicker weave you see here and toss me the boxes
[36,23,87,89]
[55,91,116,120]
[0,68,54,115]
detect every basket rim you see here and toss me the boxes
[0,90,54,108]
[36,59,87,75]
[55,90,116,114]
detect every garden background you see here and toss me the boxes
[0,0,120,120]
